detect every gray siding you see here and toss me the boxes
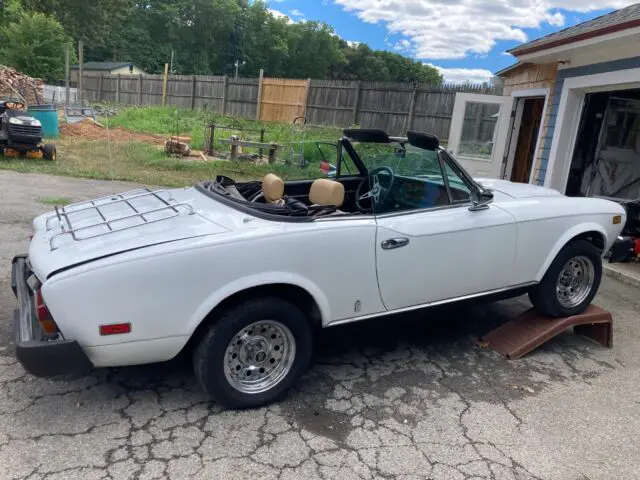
[537,56,640,185]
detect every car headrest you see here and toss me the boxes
[309,179,345,207]
[262,174,285,203]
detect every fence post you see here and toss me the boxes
[191,75,197,110]
[98,75,103,102]
[138,74,143,105]
[116,74,121,104]
[221,75,228,115]
[162,63,169,106]
[256,69,264,121]
[352,81,362,126]
[303,78,312,119]
[407,83,418,131]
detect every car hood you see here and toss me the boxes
[28,187,243,279]
[475,178,564,199]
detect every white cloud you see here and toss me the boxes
[290,9,304,18]
[268,9,295,24]
[332,0,638,60]
[427,64,495,84]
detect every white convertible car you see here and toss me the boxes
[12,129,625,408]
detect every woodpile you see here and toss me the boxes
[0,65,44,106]
[164,135,192,157]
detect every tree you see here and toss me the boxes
[16,0,444,82]
[0,12,74,82]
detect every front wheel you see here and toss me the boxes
[42,144,56,161]
[529,239,602,318]
[192,297,313,409]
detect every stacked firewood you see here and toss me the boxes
[0,65,44,106]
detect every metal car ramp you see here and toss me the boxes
[482,305,613,360]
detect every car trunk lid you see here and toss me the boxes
[28,187,239,279]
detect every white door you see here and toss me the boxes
[376,206,517,311]
[366,144,517,311]
[448,93,515,179]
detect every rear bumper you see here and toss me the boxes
[11,255,93,377]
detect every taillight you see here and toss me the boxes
[35,290,58,335]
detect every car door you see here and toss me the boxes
[374,152,518,311]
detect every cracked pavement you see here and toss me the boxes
[1,171,640,480]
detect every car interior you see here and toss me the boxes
[199,129,477,219]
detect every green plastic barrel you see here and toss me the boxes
[27,104,59,138]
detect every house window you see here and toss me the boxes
[604,99,640,151]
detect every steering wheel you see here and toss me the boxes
[356,166,396,213]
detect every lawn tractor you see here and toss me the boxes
[0,100,56,160]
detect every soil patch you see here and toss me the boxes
[60,119,165,145]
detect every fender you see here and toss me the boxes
[535,222,608,281]
[185,271,332,336]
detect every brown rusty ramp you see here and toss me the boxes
[481,305,613,360]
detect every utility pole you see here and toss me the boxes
[170,49,174,74]
[64,43,70,105]
[78,41,84,106]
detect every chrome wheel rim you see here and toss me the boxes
[223,320,296,394]
[556,256,595,309]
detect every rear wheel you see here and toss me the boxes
[192,297,313,409]
[42,144,56,161]
[529,239,602,318]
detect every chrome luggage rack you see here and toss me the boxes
[46,189,194,250]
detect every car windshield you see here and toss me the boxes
[351,141,471,192]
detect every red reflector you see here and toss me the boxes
[99,323,132,336]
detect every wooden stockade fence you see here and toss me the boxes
[81,73,500,140]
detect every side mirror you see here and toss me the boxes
[469,186,492,212]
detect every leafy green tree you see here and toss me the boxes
[17,0,443,82]
[0,12,74,82]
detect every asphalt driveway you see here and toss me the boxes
[1,170,639,480]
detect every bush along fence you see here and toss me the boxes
[79,71,501,138]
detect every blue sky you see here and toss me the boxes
[268,1,637,83]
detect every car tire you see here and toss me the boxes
[529,239,602,318]
[192,297,313,409]
[42,144,56,161]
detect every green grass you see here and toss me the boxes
[0,138,326,187]
[0,106,343,186]
[102,105,342,151]
[38,196,72,206]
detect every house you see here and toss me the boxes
[446,3,640,202]
[70,62,146,83]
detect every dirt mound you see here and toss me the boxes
[60,119,165,145]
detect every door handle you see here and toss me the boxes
[381,238,410,250]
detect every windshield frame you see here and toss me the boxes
[341,136,484,196]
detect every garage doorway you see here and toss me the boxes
[501,90,548,184]
[566,88,640,200]
[510,97,545,183]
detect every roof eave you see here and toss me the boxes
[508,18,640,58]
